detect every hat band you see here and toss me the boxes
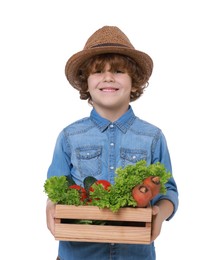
[91,43,129,48]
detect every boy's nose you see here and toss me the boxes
[103,71,114,82]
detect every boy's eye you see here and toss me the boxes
[92,70,102,74]
[115,70,124,74]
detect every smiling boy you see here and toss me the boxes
[46,26,179,260]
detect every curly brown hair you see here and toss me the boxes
[73,54,149,104]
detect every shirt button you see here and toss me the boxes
[110,143,114,146]
[110,166,114,170]
[110,124,114,128]
[132,155,136,159]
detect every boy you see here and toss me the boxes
[46,26,179,260]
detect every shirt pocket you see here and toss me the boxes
[120,148,147,167]
[76,146,102,178]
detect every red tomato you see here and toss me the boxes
[95,180,111,190]
[69,184,87,201]
[90,180,111,192]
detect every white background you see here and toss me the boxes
[0,1,221,259]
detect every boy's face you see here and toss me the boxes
[87,63,132,113]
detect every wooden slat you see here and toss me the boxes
[55,223,151,244]
[54,205,152,244]
[55,205,152,222]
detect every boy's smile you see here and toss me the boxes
[99,87,119,92]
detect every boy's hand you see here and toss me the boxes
[150,205,162,242]
[46,199,56,236]
[150,200,174,242]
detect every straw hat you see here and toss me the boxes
[65,26,153,89]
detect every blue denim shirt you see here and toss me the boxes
[47,106,179,260]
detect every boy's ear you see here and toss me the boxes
[131,87,137,93]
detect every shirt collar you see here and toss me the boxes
[90,106,136,133]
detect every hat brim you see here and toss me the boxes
[65,46,153,90]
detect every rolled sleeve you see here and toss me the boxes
[151,131,179,220]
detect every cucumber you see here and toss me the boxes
[83,176,97,193]
[65,175,76,186]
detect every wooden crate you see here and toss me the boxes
[55,205,152,244]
